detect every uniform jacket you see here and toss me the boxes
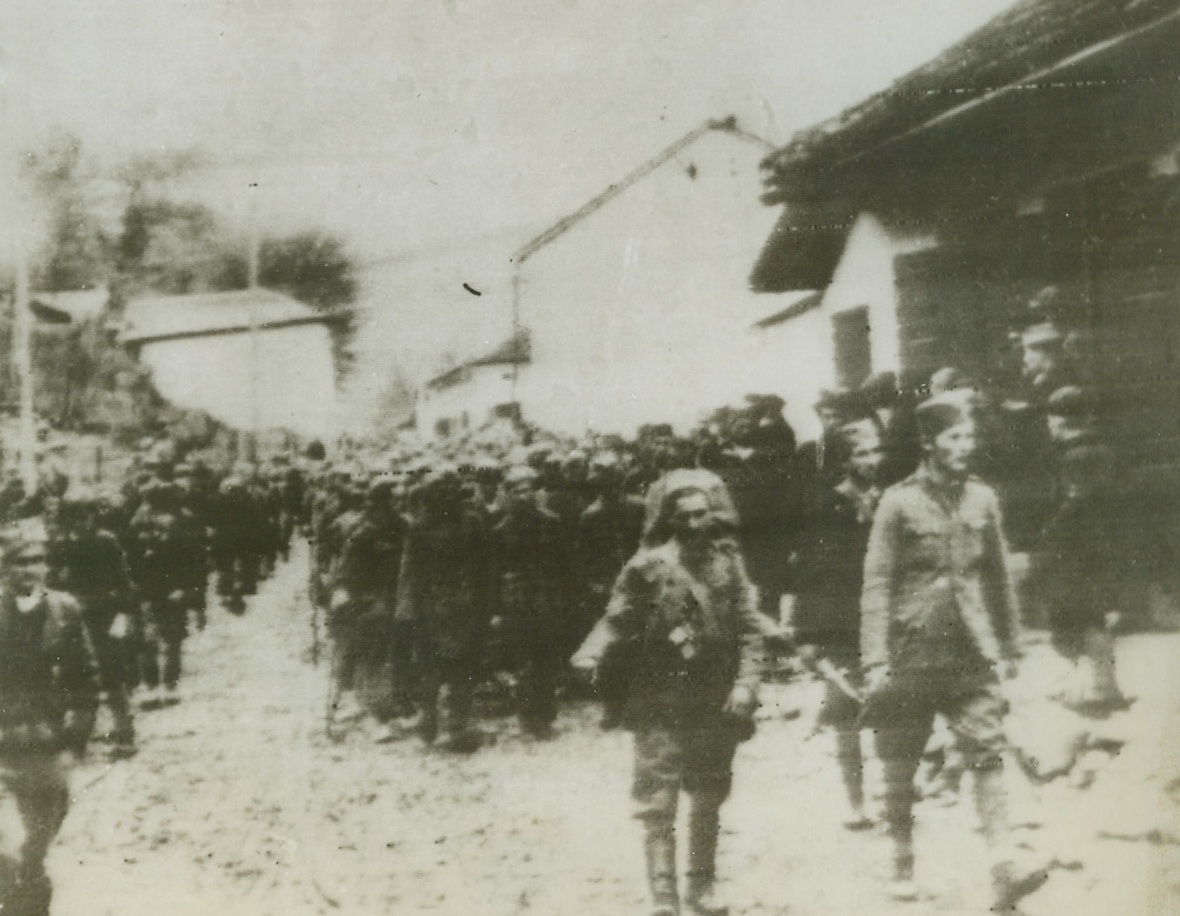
[1032,487,1127,646]
[490,500,563,622]
[395,506,492,654]
[0,589,100,754]
[715,449,801,608]
[574,538,764,729]
[127,507,207,597]
[792,477,879,666]
[332,510,405,617]
[860,467,1020,674]
[49,529,133,611]
[578,494,644,600]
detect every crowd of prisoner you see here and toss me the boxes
[300,286,1157,915]
[0,285,1164,914]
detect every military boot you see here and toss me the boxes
[684,801,727,916]
[438,684,483,753]
[887,845,919,903]
[644,821,679,916]
[991,859,1049,913]
[8,874,52,916]
[881,757,919,902]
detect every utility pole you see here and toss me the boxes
[243,183,261,464]
[13,242,36,497]
[0,47,37,497]
[510,270,522,400]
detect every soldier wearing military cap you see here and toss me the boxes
[48,493,139,758]
[1032,443,1132,715]
[127,481,206,704]
[577,452,645,675]
[0,517,100,916]
[1020,321,1070,398]
[860,390,1046,910]
[790,417,885,831]
[209,473,265,615]
[797,388,854,498]
[328,475,407,726]
[395,464,493,752]
[709,394,801,623]
[490,464,567,739]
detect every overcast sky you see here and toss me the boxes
[4,0,1017,256]
[2,0,1018,411]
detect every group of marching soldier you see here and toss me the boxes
[9,445,308,761]
[0,287,1147,915]
[299,289,1147,915]
[0,440,306,915]
[306,440,649,749]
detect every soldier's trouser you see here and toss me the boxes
[353,611,396,718]
[0,753,70,916]
[388,620,418,715]
[417,647,476,743]
[869,670,1008,872]
[517,622,563,733]
[187,581,208,631]
[327,614,359,693]
[240,552,260,596]
[214,550,258,604]
[1085,627,1123,703]
[632,724,737,904]
[83,612,135,739]
[817,678,865,812]
[141,600,187,690]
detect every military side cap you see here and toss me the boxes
[915,390,976,440]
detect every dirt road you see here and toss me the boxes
[49,544,1180,915]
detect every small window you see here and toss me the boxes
[832,306,872,389]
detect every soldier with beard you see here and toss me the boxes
[572,469,765,916]
[0,518,100,916]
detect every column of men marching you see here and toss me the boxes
[0,281,1142,914]
[0,446,302,915]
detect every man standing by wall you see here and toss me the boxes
[860,391,1047,912]
[573,468,765,916]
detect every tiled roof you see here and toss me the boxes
[760,0,1180,205]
